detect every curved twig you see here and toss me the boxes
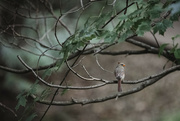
[95,55,113,73]
[65,59,105,82]
[17,55,109,90]
[0,102,17,117]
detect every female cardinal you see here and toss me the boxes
[114,62,125,92]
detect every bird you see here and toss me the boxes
[114,62,125,92]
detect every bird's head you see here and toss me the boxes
[118,62,125,67]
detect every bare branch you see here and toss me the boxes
[61,2,92,15]
[126,39,176,62]
[0,62,57,74]
[124,0,129,14]
[95,55,113,73]
[17,55,108,90]
[108,0,117,6]
[65,60,105,82]
[0,102,17,117]
[80,0,84,10]
[98,49,156,56]
[30,65,180,106]
[72,56,86,68]
[123,65,180,84]
[82,65,94,78]
[30,76,166,106]
[36,44,60,74]
[54,16,63,47]
[11,27,51,49]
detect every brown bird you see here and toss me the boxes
[114,62,125,92]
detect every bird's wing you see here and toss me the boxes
[115,66,125,80]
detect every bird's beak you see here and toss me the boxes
[123,64,125,67]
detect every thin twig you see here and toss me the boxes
[65,59,102,81]
[80,0,84,10]
[17,55,107,89]
[72,56,86,68]
[150,30,160,48]
[101,2,135,28]
[54,12,75,47]
[124,0,129,14]
[82,65,94,78]
[0,102,17,117]
[36,44,60,74]
[95,55,113,73]
[108,0,117,5]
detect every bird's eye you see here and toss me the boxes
[121,64,125,67]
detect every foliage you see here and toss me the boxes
[158,43,168,57]
[15,69,52,120]
[57,0,180,69]
[0,0,180,120]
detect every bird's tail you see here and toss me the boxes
[118,79,122,92]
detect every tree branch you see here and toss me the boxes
[0,62,56,74]
[17,55,109,90]
[126,39,176,62]
[101,2,135,28]
[123,65,180,84]
[30,65,180,106]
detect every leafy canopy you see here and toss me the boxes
[59,0,180,66]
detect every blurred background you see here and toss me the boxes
[0,0,180,121]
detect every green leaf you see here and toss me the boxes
[118,30,133,42]
[26,113,37,121]
[95,11,113,27]
[96,29,108,37]
[170,43,178,53]
[15,95,27,110]
[27,80,39,97]
[163,0,173,8]
[116,21,125,32]
[136,20,151,36]
[55,58,64,70]
[153,19,172,35]
[132,18,146,31]
[158,43,168,57]
[147,5,162,19]
[172,34,180,40]
[174,49,180,59]
[147,0,160,6]
[119,14,128,21]
[129,9,144,19]
[104,32,117,43]
[124,20,134,29]
[16,90,26,99]
[153,22,164,35]
[163,19,173,28]
[170,11,180,21]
